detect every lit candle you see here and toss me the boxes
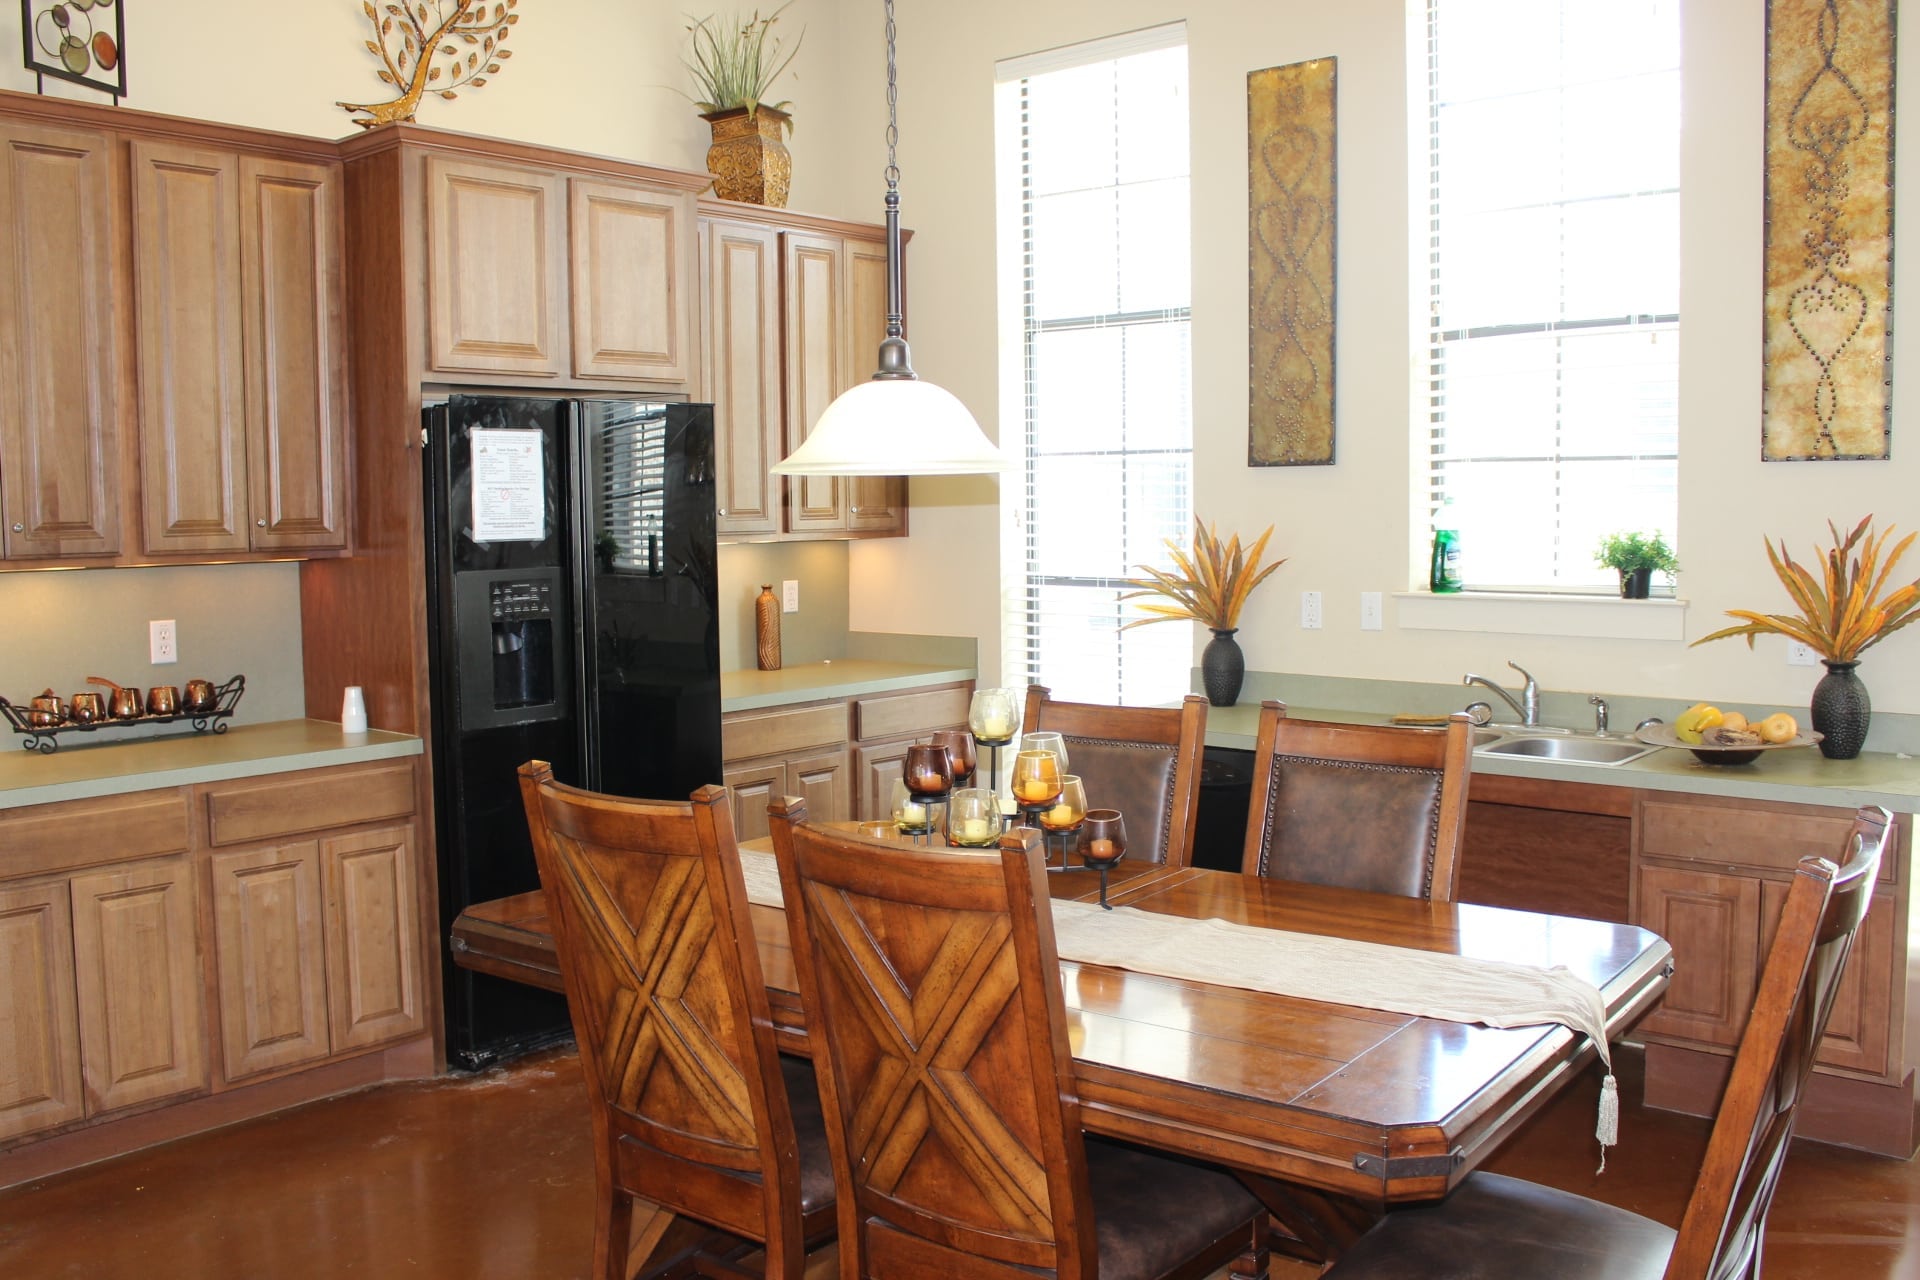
[977,709,1012,739]
[1015,778,1054,803]
[1088,838,1116,857]
[898,802,926,825]
[1046,803,1077,826]
[960,817,993,842]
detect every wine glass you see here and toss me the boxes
[1036,775,1088,866]
[946,787,1001,847]
[932,729,977,787]
[891,778,934,835]
[1022,730,1069,773]
[1010,749,1063,813]
[1077,809,1128,910]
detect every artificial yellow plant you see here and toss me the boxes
[1693,516,1920,662]
[1121,518,1285,631]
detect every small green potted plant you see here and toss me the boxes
[1595,530,1678,599]
[682,5,803,207]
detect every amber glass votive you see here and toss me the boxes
[1078,809,1128,866]
[932,729,977,786]
[903,743,954,797]
[1022,730,1069,773]
[1010,749,1063,808]
[1037,775,1087,834]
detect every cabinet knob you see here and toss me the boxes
[256,518,267,527]
[10,522,20,532]
[717,507,728,516]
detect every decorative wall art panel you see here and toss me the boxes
[1763,0,1894,460]
[21,0,124,98]
[1248,57,1335,466]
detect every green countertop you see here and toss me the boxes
[0,720,424,811]
[1199,700,1920,814]
[722,661,975,713]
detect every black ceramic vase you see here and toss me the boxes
[1618,567,1652,599]
[1811,659,1870,760]
[1202,628,1244,707]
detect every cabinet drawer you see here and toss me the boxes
[854,686,970,742]
[1639,796,1888,880]
[723,702,847,762]
[0,790,190,878]
[203,761,415,846]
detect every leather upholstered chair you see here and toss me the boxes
[517,763,834,1280]
[768,799,1269,1280]
[1323,805,1893,1280]
[1022,685,1208,867]
[1240,701,1473,901]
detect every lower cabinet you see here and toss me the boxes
[0,880,84,1141]
[723,750,851,843]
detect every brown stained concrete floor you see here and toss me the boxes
[1,1045,1915,1279]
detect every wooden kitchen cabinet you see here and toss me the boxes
[783,231,850,533]
[0,880,84,1141]
[0,120,120,560]
[569,177,696,384]
[70,856,209,1115]
[705,218,784,537]
[321,825,426,1053]
[850,684,973,821]
[209,842,330,1082]
[722,699,854,840]
[843,236,905,534]
[425,154,565,377]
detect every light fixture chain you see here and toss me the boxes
[884,0,900,191]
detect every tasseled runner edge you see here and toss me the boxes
[1595,1071,1619,1173]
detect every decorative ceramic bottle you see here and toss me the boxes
[755,584,782,671]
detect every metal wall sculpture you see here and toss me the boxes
[1763,0,1894,460]
[1248,58,1336,466]
[21,0,123,98]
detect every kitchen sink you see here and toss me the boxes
[1475,734,1659,766]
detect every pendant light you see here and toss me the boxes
[770,0,1005,477]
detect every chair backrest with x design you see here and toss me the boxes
[770,799,1099,1279]
[518,762,811,1276]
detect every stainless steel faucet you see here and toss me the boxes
[1462,662,1541,727]
[1589,695,1609,735]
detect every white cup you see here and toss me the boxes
[341,686,369,734]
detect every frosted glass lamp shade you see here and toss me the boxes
[770,377,1007,476]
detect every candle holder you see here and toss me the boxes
[931,728,977,788]
[1033,774,1088,867]
[1009,748,1064,850]
[1077,809,1128,909]
[946,787,1001,847]
[891,778,944,843]
[968,688,1018,794]
[902,743,955,843]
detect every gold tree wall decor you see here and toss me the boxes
[1762,0,1894,460]
[1248,58,1336,466]
[339,0,519,129]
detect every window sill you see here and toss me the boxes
[1393,591,1687,641]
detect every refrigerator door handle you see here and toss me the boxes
[568,400,600,791]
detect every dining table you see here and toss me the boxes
[451,828,1673,1258]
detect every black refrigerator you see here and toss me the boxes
[423,394,722,1069]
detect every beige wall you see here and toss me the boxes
[844,0,1920,718]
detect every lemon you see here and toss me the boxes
[1675,703,1724,745]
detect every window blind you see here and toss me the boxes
[995,32,1193,705]
[594,405,666,574]
[1426,0,1680,593]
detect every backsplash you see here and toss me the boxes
[716,541,851,671]
[0,563,308,731]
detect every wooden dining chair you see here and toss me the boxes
[1240,701,1473,901]
[1022,685,1209,867]
[1321,803,1894,1280]
[767,797,1269,1280]
[517,763,834,1280]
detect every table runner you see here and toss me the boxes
[736,846,1623,1163]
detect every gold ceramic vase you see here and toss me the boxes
[755,584,782,671]
[701,106,792,207]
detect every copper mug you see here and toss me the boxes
[182,679,217,713]
[29,690,64,726]
[108,685,143,719]
[69,692,105,723]
[147,685,180,716]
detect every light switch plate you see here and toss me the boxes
[1360,592,1383,631]
[1300,591,1323,629]
[150,619,178,665]
[782,580,799,613]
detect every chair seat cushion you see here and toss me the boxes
[778,1054,836,1215]
[1326,1172,1676,1279]
[1085,1136,1261,1280]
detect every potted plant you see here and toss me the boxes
[682,5,802,207]
[1693,516,1920,759]
[1594,530,1678,599]
[1121,519,1286,707]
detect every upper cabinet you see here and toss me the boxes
[425,155,565,377]
[569,178,696,383]
[131,140,348,555]
[705,219,783,537]
[0,121,120,560]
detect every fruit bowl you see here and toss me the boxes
[1634,721,1823,765]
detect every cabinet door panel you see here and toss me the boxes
[0,122,118,558]
[1761,877,1894,1076]
[1637,864,1761,1049]
[132,140,247,553]
[789,748,852,825]
[426,156,563,375]
[707,220,782,537]
[571,179,693,382]
[782,232,847,532]
[70,858,208,1114]
[0,880,84,1140]
[210,843,330,1081]
[722,759,787,845]
[241,156,347,551]
[854,739,917,823]
[844,236,904,533]
[322,826,425,1052]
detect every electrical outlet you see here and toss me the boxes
[1300,591,1323,630]
[782,580,799,613]
[1786,640,1818,667]
[1360,592,1383,631]
[150,619,178,665]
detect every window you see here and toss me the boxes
[1426,0,1679,593]
[995,25,1193,705]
